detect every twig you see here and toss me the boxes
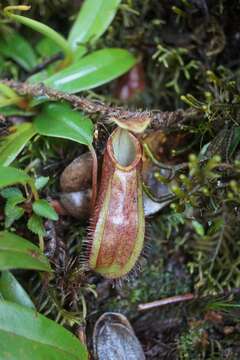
[0,79,202,130]
[138,293,195,311]
[138,288,240,312]
[28,53,64,75]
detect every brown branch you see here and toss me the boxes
[0,79,202,130]
[28,53,64,75]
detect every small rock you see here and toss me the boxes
[60,190,92,219]
[60,152,93,193]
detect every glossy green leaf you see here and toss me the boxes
[0,231,51,272]
[68,0,121,52]
[33,199,59,221]
[0,301,88,360]
[44,48,136,93]
[73,47,88,62]
[28,69,49,84]
[0,166,30,188]
[0,123,36,166]
[0,106,35,116]
[29,37,63,83]
[0,30,37,71]
[36,37,62,58]
[0,271,35,309]
[34,102,93,145]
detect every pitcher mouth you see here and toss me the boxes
[107,128,142,172]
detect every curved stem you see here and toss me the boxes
[4,6,73,65]
[28,179,45,251]
[80,294,87,321]
[28,179,39,201]
[143,143,175,170]
[143,143,189,180]
[143,182,176,203]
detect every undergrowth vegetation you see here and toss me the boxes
[0,0,240,359]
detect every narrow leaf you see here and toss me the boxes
[0,301,88,360]
[28,69,49,84]
[34,102,93,146]
[4,7,72,63]
[0,106,35,116]
[0,123,36,166]
[0,271,35,309]
[33,199,58,221]
[192,220,205,236]
[0,231,51,272]
[69,0,121,51]
[36,37,62,58]
[230,126,240,156]
[44,48,136,93]
[29,37,63,83]
[0,29,37,71]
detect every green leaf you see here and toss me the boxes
[68,0,121,52]
[29,37,63,84]
[28,69,49,84]
[44,48,136,94]
[0,271,35,309]
[0,123,36,166]
[35,176,49,190]
[4,8,73,63]
[230,126,240,156]
[0,106,35,116]
[4,201,25,228]
[192,220,205,237]
[3,192,25,228]
[0,231,51,272]
[33,199,58,221]
[0,187,24,200]
[0,301,88,359]
[3,190,25,206]
[27,214,46,237]
[0,166,30,188]
[36,37,62,58]
[34,102,93,146]
[0,54,4,75]
[0,29,37,71]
